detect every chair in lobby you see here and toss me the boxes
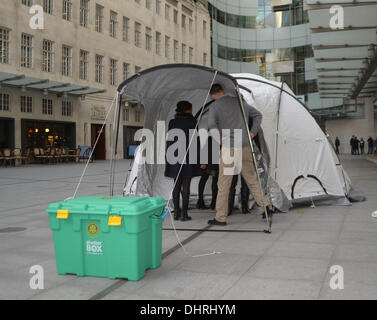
[34,148,49,164]
[13,148,27,166]
[60,148,70,163]
[3,148,15,167]
[49,147,57,164]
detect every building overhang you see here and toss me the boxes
[307,0,377,102]
[0,72,106,98]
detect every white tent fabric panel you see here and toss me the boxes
[232,73,346,201]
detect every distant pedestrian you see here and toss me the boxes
[350,136,355,155]
[367,137,374,154]
[360,138,365,155]
[355,137,360,155]
[335,137,340,155]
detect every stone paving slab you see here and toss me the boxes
[0,157,377,300]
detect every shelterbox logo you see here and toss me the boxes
[87,223,99,237]
[86,240,103,255]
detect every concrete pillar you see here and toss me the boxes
[364,97,376,137]
[14,118,21,149]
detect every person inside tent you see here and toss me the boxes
[207,83,273,226]
[228,175,250,215]
[164,101,203,221]
[196,100,219,210]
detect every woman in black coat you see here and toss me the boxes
[165,101,203,221]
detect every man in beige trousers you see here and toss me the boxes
[207,84,272,226]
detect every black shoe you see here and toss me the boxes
[210,200,216,210]
[242,205,250,214]
[174,208,181,221]
[196,199,209,210]
[262,207,273,220]
[180,211,192,221]
[207,219,227,226]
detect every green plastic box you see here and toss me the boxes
[46,196,166,281]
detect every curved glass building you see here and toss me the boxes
[208,0,318,106]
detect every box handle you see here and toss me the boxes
[57,209,69,219]
[108,215,122,226]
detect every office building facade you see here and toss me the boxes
[0,0,211,159]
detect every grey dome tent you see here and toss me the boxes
[115,64,364,215]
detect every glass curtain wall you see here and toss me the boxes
[209,0,315,97]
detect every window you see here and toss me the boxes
[123,62,129,81]
[189,47,193,64]
[0,93,10,111]
[182,15,186,29]
[134,22,141,47]
[155,32,161,55]
[79,50,89,80]
[123,108,129,121]
[165,36,170,58]
[135,109,141,122]
[165,4,170,20]
[146,0,151,9]
[123,17,130,42]
[0,27,10,64]
[203,52,207,66]
[62,0,72,21]
[181,44,186,63]
[21,33,33,68]
[21,96,32,113]
[43,0,53,14]
[95,54,103,83]
[203,20,207,38]
[42,98,53,115]
[62,45,72,76]
[110,11,118,38]
[80,0,89,27]
[95,4,104,33]
[145,27,152,51]
[173,9,178,24]
[62,101,72,116]
[156,0,161,14]
[42,40,54,72]
[135,65,141,74]
[110,58,117,85]
[173,40,178,62]
[22,0,32,6]
[189,18,193,32]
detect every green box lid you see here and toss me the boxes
[46,196,167,217]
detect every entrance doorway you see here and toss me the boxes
[91,124,106,160]
[0,118,15,149]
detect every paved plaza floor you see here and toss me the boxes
[0,155,376,300]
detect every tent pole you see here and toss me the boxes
[274,82,285,181]
[235,85,271,232]
[109,91,121,196]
